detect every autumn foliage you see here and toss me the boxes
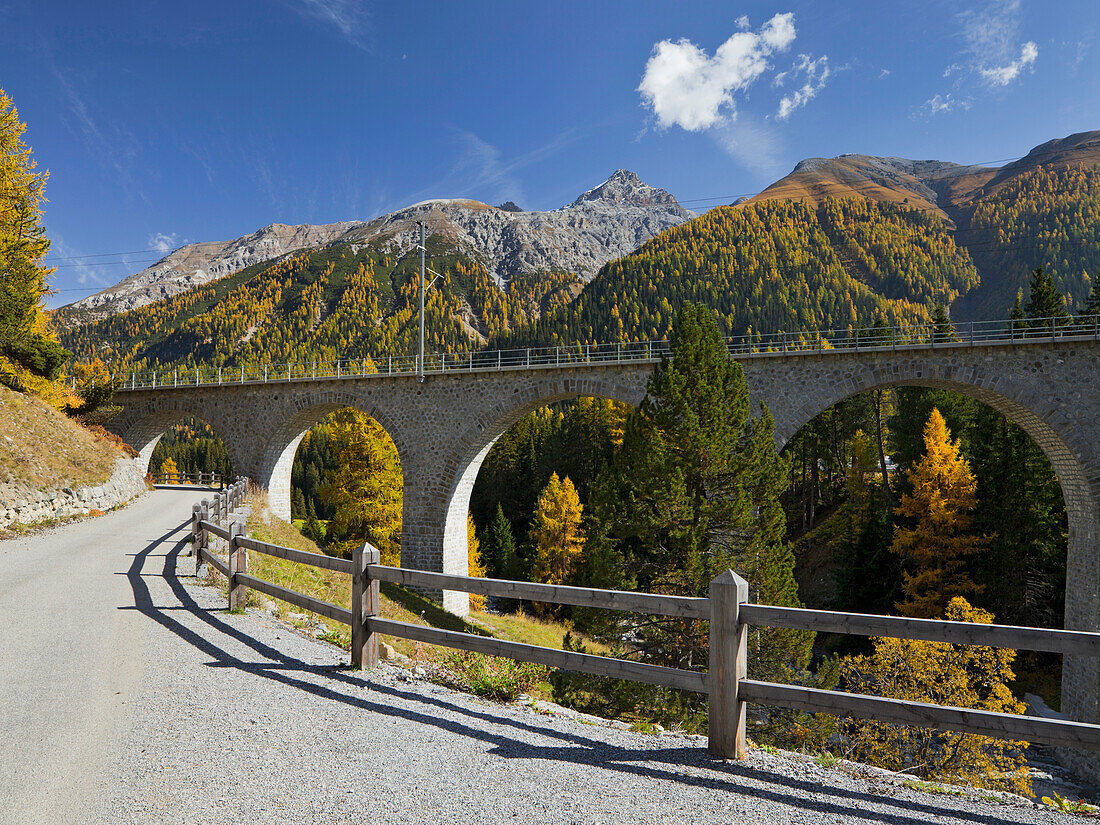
[891,408,988,619]
[841,597,1029,795]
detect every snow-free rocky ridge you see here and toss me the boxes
[64,170,695,322]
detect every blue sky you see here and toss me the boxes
[1,1,1096,306]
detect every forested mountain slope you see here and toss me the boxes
[60,236,578,370]
[742,131,1100,320]
[59,170,693,324]
[60,132,1100,364]
[495,196,979,347]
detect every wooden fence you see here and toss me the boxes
[157,471,225,487]
[188,491,1100,758]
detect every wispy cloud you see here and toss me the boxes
[777,55,830,120]
[919,1,1037,116]
[712,117,787,178]
[401,128,583,209]
[979,40,1038,85]
[919,93,972,117]
[959,0,1037,86]
[148,232,180,255]
[289,0,370,48]
[52,68,148,204]
[637,13,797,132]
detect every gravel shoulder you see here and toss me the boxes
[0,490,1083,824]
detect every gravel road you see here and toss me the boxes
[0,490,1082,824]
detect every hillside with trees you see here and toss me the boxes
[494,196,979,347]
[60,237,580,372]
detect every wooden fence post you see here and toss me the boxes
[200,499,210,554]
[709,569,749,759]
[191,503,202,560]
[228,521,247,611]
[352,543,381,669]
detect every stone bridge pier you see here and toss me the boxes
[109,340,1100,778]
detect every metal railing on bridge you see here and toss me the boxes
[116,314,1100,391]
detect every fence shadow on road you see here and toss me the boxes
[121,518,1021,825]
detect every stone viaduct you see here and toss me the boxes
[109,339,1100,739]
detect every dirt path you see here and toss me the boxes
[0,490,1076,824]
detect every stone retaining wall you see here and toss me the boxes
[0,457,148,529]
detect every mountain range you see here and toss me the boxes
[62,170,694,323]
[58,130,1100,371]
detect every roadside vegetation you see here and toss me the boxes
[0,383,128,488]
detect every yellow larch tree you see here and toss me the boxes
[320,409,403,564]
[891,408,987,618]
[0,88,71,407]
[159,456,178,479]
[467,513,486,611]
[841,597,1029,795]
[530,472,584,591]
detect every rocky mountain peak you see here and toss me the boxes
[570,169,683,210]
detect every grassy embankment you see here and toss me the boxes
[230,489,609,701]
[0,383,123,489]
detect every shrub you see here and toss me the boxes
[439,651,548,701]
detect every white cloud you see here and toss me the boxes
[979,40,1038,85]
[777,55,830,120]
[958,1,1038,87]
[735,15,750,30]
[290,0,369,47]
[637,13,797,132]
[919,93,972,117]
[148,232,180,255]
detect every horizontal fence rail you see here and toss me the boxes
[155,471,225,487]
[183,488,1100,759]
[367,617,708,693]
[367,565,709,620]
[740,604,1100,657]
[116,314,1100,391]
[739,681,1100,752]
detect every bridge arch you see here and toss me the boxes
[427,374,647,612]
[256,389,407,522]
[112,401,241,479]
[761,357,1100,734]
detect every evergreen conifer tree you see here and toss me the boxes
[586,303,809,677]
[480,503,516,578]
[1023,266,1071,328]
[1076,279,1100,330]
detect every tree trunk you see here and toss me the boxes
[874,389,893,504]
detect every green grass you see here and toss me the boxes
[903,779,966,797]
[239,495,607,674]
[466,608,612,655]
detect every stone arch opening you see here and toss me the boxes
[257,396,404,558]
[117,406,237,482]
[774,371,1099,728]
[436,375,647,610]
